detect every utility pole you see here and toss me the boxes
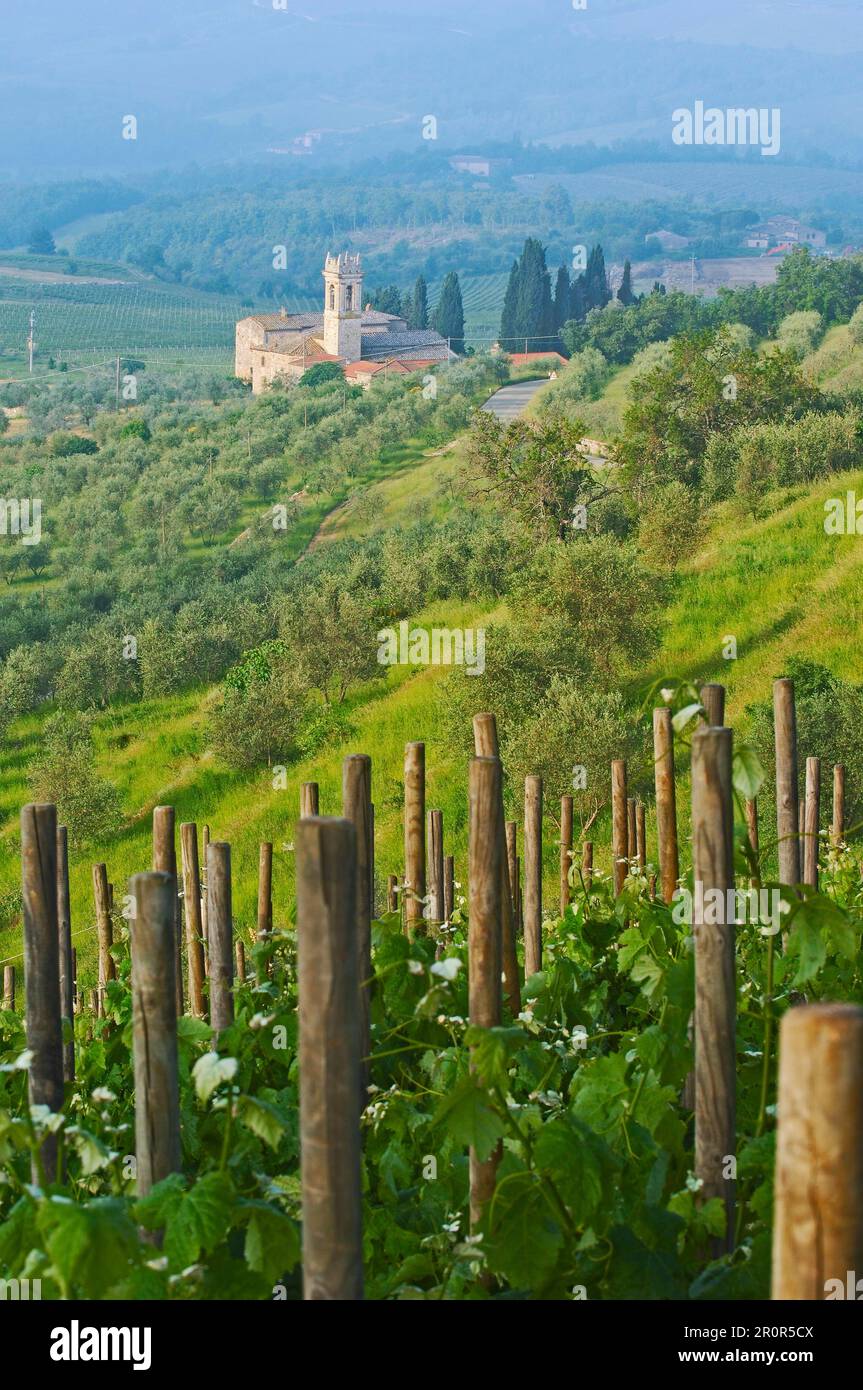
[115,355,121,411]
[27,310,36,373]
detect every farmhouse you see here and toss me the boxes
[235,253,454,393]
[744,217,827,251]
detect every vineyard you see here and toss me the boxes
[0,270,508,364]
[0,275,313,357]
[430,272,510,346]
[1,677,861,1303]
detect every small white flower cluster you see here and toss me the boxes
[362,1082,402,1131]
[527,1089,564,1110]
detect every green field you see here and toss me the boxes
[0,260,317,358]
[0,260,505,361]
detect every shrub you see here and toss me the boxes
[28,712,123,848]
[704,410,861,504]
[776,310,824,358]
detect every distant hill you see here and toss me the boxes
[2,0,863,174]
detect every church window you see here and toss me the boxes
[329,285,335,310]
[345,285,353,310]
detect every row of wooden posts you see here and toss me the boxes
[13,685,863,1299]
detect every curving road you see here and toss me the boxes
[482,377,550,420]
[482,376,609,466]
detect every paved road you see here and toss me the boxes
[482,377,550,420]
[482,377,609,466]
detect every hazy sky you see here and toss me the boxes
[2,0,862,177]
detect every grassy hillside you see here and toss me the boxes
[4,397,863,995]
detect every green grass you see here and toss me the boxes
[0,599,497,992]
[5,356,863,1001]
[803,323,863,392]
[648,472,863,720]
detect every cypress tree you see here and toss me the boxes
[515,238,554,350]
[432,271,465,352]
[585,245,611,312]
[410,275,429,330]
[371,284,404,315]
[570,272,588,322]
[553,264,571,330]
[500,259,521,347]
[617,259,636,306]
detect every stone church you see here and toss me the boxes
[235,252,454,392]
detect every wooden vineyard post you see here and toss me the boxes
[772,1003,863,1299]
[653,709,679,906]
[832,764,845,847]
[92,862,115,1017]
[523,775,543,979]
[403,742,426,932]
[700,682,726,728]
[369,803,375,919]
[473,714,520,1014]
[300,782,320,817]
[745,798,759,862]
[3,965,14,1011]
[153,806,184,1016]
[257,841,273,944]
[207,843,234,1033]
[201,823,210,976]
[180,823,207,1018]
[56,824,74,1081]
[626,798,637,862]
[774,679,801,888]
[235,939,246,983]
[427,809,445,925]
[130,872,181,1199]
[691,726,736,1252]
[387,874,398,913]
[803,756,821,891]
[21,803,64,1183]
[560,795,573,914]
[505,821,518,916]
[343,754,372,1109]
[468,758,503,1233]
[611,760,628,897]
[444,856,455,924]
[582,841,593,894]
[636,803,646,873]
[255,841,273,986]
[514,857,522,933]
[295,817,363,1300]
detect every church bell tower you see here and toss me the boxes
[323,252,364,362]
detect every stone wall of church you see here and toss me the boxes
[251,350,305,395]
[235,319,264,383]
